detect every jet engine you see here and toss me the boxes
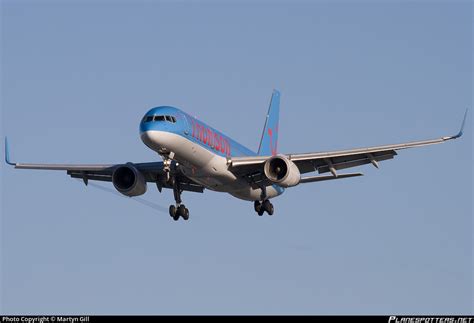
[263,156,300,187]
[112,163,147,197]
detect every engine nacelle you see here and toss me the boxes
[112,163,147,197]
[263,155,300,188]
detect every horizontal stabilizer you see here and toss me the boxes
[299,173,363,184]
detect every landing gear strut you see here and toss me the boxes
[254,185,274,216]
[163,158,172,183]
[161,152,176,184]
[254,200,274,216]
[168,180,190,221]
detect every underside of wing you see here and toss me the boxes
[299,172,363,183]
[5,139,204,193]
[227,110,467,184]
[294,149,396,175]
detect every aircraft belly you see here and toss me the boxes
[228,185,281,201]
[178,151,243,192]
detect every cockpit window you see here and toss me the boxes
[166,116,176,123]
[144,115,177,123]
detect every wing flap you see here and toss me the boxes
[300,173,363,183]
[314,150,396,175]
[68,172,112,183]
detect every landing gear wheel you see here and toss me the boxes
[267,204,274,216]
[182,208,190,221]
[263,200,274,216]
[171,180,190,221]
[169,205,176,218]
[170,205,179,221]
[254,201,262,213]
[258,209,264,216]
[178,205,186,217]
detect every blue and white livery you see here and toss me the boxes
[5,90,467,221]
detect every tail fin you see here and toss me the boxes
[258,90,280,156]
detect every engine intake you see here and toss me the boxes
[264,156,300,187]
[112,163,147,197]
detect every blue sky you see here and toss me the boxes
[1,0,472,315]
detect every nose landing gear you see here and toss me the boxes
[160,153,190,222]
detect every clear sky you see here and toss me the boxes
[1,0,472,315]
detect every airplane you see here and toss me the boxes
[4,90,467,221]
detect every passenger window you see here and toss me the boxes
[154,116,165,122]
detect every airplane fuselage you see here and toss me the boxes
[139,106,284,201]
[7,90,464,221]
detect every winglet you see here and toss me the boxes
[452,109,468,139]
[5,137,15,166]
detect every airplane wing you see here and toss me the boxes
[4,139,204,193]
[228,110,467,183]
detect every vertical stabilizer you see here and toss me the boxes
[258,90,280,156]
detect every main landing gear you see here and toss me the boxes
[168,180,190,221]
[254,185,274,216]
[169,204,189,221]
[254,200,274,216]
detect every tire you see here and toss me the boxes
[267,203,274,216]
[183,208,190,221]
[254,201,261,213]
[262,200,273,215]
[178,205,186,217]
[173,214,180,221]
[258,209,264,216]
[169,205,176,217]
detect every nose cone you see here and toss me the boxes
[139,116,159,150]
[140,130,172,155]
[140,118,154,134]
[140,129,154,148]
[139,106,181,154]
